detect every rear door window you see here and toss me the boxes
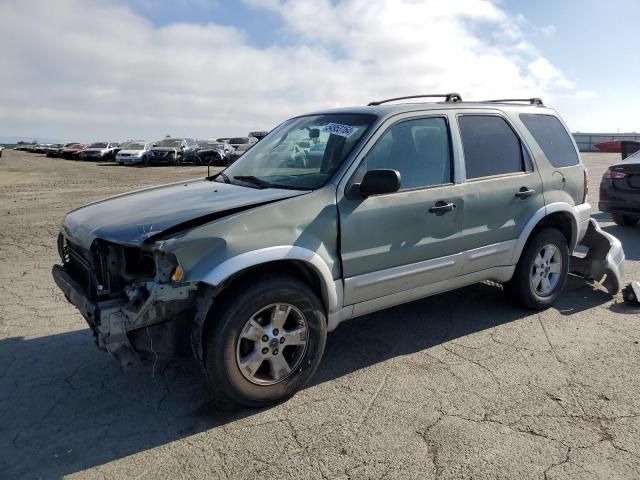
[520,114,580,167]
[458,115,525,179]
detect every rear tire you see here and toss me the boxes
[504,228,569,310]
[612,214,639,226]
[203,275,327,407]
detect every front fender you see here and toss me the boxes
[200,245,341,316]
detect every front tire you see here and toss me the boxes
[612,214,639,226]
[203,275,327,407]
[504,228,569,310]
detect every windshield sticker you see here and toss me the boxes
[322,123,357,138]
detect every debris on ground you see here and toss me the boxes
[622,281,640,304]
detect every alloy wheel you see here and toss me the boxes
[235,303,309,386]
[530,243,563,297]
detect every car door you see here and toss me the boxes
[338,114,466,305]
[454,112,545,275]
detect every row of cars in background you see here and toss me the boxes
[12,131,268,166]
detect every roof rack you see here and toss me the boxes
[368,93,462,106]
[483,98,544,107]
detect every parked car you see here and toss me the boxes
[147,137,198,165]
[0,146,3,158]
[599,149,640,226]
[227,142,256,163]
[196,140,234,166]
[116,141,153,166]
[61,143,88,159]
[80,142,120,161]
[52,94,624,407]
[45,144,65,157]
[226,136,259,163]
[230,136,257,149]
[33,144,53,154]
[249,131,269,141]
[47,143,79,157]
[13,143,36,152]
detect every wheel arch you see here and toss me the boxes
[200,246,340,316]
[511,203,578,264]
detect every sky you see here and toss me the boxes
[1,0,638,142]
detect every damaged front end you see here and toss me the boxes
[52,234,198,365]
[570,218,625,295]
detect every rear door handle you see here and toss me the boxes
[515,187,536,199]
[429,201,456,215]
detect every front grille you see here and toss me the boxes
[65,240,94,296]
[63,240,111,300]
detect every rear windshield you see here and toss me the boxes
[198,141,224,148]
[520,114,580,168]
[156,139,181,147]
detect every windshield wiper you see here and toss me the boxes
[233,175,273,189]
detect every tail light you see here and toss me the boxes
[602,168,628,180]
[583,168,589,203]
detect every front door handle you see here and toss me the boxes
[429,201,456,215]
[515,187,536,199]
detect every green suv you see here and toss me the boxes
[52,94,624,406]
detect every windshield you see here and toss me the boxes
[156,139,181,147]
[229,137,249,145]
[89,142,108,148]
[220,113,375,190]
[198,141,224,149]
[121,142,145,150]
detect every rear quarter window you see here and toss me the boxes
[520,114,580,167]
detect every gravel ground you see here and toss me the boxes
[0,150,639,480]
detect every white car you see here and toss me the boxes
[116,141,153,165]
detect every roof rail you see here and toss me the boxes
[483,98,544,107]
[368,93,462,106]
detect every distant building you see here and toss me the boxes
[573,132,640,152]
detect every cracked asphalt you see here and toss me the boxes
[1,150,639,479]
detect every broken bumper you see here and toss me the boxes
[52,264,197,363]
[570,218,625,295]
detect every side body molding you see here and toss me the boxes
[200,245,342,321]
[511,201,590,264]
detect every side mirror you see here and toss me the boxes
[352,169,401,197]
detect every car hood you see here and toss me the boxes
[83,148,108,153]
[62,179,308,249]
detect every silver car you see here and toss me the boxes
[52,94,624,407]
[116,141,153,165]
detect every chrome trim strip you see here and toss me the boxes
[344,240,518,305]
